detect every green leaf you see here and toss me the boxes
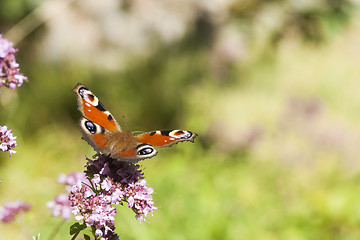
[70,222,87,235]
[84,234,91,240]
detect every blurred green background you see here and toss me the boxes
[1,0,360,239]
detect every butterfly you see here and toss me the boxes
[73,83,197,162]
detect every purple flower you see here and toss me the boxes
[125,179,156,222]
[0,125,17,158]
[46,194,72,220]
[0,200,31,223]
[69,176,119,239]
[57,171,87,192]
[47,172,86,220]
[68,154,156,239]
[0,35,27,90]
[85,154,144,184]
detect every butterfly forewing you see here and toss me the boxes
[73,83,121,132]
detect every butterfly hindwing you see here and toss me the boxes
[135,130,197,147]
[79,116,157,161]
[79,117,109,153]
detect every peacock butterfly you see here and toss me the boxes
[73,83,197,162]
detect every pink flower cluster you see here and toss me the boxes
[0,200,31,223]
[126,179,156,221]
[73,154,156,239]
[49,154,156,239]
[84,154,156,222]
[70,175,119,239]
[0,35,27,89]
[0,125,17,158]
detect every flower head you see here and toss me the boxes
[68,154,156,239]
[126,179,156,222]
[0,35,27,90]
[0,200,31,223]
[0,125,17,158]
[49,155,156,239]
[69,175,119,239]
[85,154,144,184]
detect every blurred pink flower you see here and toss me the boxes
[0,200,31,223]
[47,172,86,220]
[0,35,27,89]
[46,194,72,220]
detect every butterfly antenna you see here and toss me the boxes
[122,115,130,131]
[121,115,145,135]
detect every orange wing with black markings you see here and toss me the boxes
[135,130,197,147]
[73,83,120,132]
[73,83,197,163]
[73,83,157,162]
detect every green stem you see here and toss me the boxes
[71,231,80,240]
[47,219,66,240]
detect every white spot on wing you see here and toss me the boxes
[169,130,191,139]
[83,90,99,106]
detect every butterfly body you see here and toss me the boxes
[73,83,197,162]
